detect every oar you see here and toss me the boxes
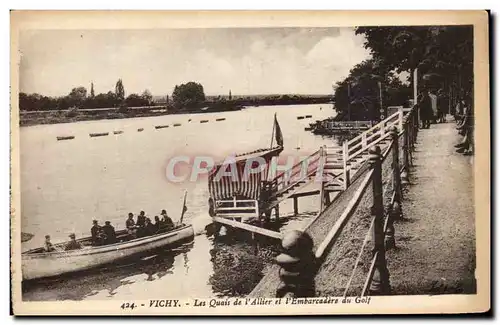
[179,190,188,225]
[21,232,34,243]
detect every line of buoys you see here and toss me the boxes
[113,130,123,135]
[297,116,305,120]
[173,123,181,127]
[216,118,226,121]
[89,132,109,138]
[155,125,169,129]
[200,120,209,123]
[137,128,144,132]
[56,136,75,141]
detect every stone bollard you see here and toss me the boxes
[368,146,391,295]
[276,230,316,298]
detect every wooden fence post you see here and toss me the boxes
[342,142,350,190]
[390,127,402,202]
[276,230,316,298]
[368,146,391,295]
[401,124,410,186]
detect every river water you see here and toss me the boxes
[20,104,339,301]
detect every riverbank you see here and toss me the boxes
[19,97,332,127]
[18,106,241,127]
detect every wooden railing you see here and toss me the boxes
[268,149,323,195]
[214,198,260,219]
[273,104,420,298]
[338,109,405,190]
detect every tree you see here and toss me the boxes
[171,82,206,110]
[355,26,473,102]
[115,79,125,102]
[140,89,153,106]
[68,86,87,108]
[126,93,149,107]
[333,59,411,121]
[90,82,95,98]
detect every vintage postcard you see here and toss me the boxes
[10,10,490,315]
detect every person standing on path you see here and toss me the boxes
[418,89,433,129]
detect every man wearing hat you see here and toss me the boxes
[160,209,174,230]
[137,211,146,228]
[102,221,117,245]
[91,220,101,246]
[64,233,82,251]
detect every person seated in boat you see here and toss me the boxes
[44,235,55,252]
[160,209,175,230]
[102,221,117,244]
[141,218,157,237]
[94,228,107,246]
[126,213,136,229]
[136,211,146,228]
[91,220,102,246]
[126,213,137,238]
[154,215,161,233]
[64,233,82,251]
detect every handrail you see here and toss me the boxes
[270,149,321,190]
[346,111,400,146]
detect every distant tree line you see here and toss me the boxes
[19,79,153,111]
[20,79,331,113]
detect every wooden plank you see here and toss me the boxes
[213,217,282,239]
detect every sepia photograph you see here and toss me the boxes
[10,10,490,315]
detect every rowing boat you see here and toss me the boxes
[22,224,194,281]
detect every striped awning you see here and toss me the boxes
[208,146,283,201]
[208,162,262,200]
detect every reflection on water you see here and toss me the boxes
[20,104,339,301]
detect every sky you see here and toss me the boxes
[18,27,371,97]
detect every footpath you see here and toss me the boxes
[387,119,476,294]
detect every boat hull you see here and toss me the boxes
[21,225,194,281]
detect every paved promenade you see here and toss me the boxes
[387,119,476,294]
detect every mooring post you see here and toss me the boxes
[252,232,258,255]
[324,190,331,206]
[276,230,316,298]
[368,146,391,295]
[293,197,299,216]
[390,127,402,201]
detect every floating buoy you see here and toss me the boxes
[56,136,75,141]
[89,132,109,138]
[155,125,169,129]
[137,128,144,132]
[200,120,209,123]
[305,115,312,118]
[113,130,123,135]
[216,118,226,121]
[188,119,192,122]
[173,123,181,127]
[297,116,305,120]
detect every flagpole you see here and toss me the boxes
[270,113,276,149]
[179,190,188,225]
